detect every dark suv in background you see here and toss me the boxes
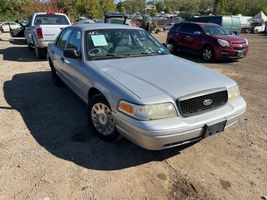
[166,22,249,62]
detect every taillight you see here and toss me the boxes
[37,27,43,39]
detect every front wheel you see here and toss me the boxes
[88,94,120,142]
[202,46,214,62]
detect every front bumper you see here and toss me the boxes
[114,97,246,150]
[215,45,249,60]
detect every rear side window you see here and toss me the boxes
[179,24,201,34]
[56,28,72,50]
[170,23,181,32]
[34,14,69,25]
[66,29,82,52]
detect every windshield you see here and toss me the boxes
[202,25,229,36]
[86,29,169,60]
[34,14,69,25]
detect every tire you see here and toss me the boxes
[202,46,215,62]
[35,46,46,59]
[49,59,64,87]
[27,43,34,50]
[88,94,120,142]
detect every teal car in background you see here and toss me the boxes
[190,16,242,35]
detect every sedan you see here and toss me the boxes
[47,24,246,150]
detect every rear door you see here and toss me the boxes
[176,24,203,52]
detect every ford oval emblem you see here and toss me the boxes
[203,99,213,106]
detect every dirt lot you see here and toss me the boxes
[0,32,266,200]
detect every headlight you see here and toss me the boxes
[118,100,177,120]
[218,39,230,47]
[228,85,240,100]
[245,38,249,45]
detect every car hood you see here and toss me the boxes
[91,55,235,99]
[215,35,246,42]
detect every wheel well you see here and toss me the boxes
[88,88,102,101]
[167,39,173,44]
[48,57,54,69]
[202,44,214,52]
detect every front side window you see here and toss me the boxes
[86,29,168,60]
[56,28,72,50]
[34,14,69,25]
[66,29,82,52]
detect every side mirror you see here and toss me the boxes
[64,49,80,59]
[193,31,202,35]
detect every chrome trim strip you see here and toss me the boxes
[178,87,227,101]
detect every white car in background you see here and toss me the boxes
[0,21,10,33]
[254,24,266,33]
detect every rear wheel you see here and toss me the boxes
[202,46,214,62]
[88,94,120,142]
[49,59,64,87]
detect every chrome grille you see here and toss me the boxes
[177,91,228,117]
[233,46,246,51]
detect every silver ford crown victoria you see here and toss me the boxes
[47,24,246,150]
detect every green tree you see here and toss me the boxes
[164,5,172,13]
[214,0,228,15]
[156,1,165,12]
[100,0,116,16]
[121,6,126,14]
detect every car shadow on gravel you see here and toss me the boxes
[9,38,26,45]
[173,52,239,64]
[0,46,41,62]
[4,71,195,170]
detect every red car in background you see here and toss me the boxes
[166,22,249,62]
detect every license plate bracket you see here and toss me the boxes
[202,121,227,138]
[237,51,244,57]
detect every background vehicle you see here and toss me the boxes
[253,23,265,33]
[9,20,27,37]
[104,13,128,24]
[75,17,95,24]
[0,22,10,33]
[190,16,241,35]
[164,23,175,31]
[25,12,71,59]
[238,15,252,33]
[47,24,246,150]
[167,22,248,62]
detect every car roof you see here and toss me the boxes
[73,23,143,31]
[181,21,220,27]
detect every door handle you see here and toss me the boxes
[186,35,191,38]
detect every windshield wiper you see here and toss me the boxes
[89,53,129,60]
[129,52,162,57]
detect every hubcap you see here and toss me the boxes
[203,49,212,61]
[91,103,116,135]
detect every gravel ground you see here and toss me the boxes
[0,32,266,200]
